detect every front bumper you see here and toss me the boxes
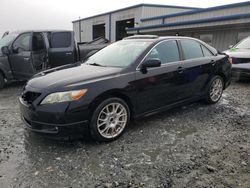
[232,64,250,79]
[19,96,90,138]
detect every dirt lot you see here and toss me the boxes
[0,81,249,188]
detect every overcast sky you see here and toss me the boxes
[0,0,247,36]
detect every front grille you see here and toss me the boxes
[22,91,41,104]
[232,57,250,64]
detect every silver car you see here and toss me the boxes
[224,37,250,79]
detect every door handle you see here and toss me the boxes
[66,52,72,55]
[177,66,185,74]
[24,57,30,61]
[211,60,216,66]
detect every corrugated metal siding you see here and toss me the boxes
[135,26,250,51]
[80,15,109,42]
[140,19,162,26]
[110,7,142,42]
[212,30,237,51]
[73,22,80,42]
[142,7,193,19]
[73,5,194,42]
[163,5,250,24]
[133,18,250,35]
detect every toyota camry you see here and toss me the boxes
[19,35,231,141]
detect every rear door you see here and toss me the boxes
[178,39,215,98]
[48,31,75,68]
[8,32,35,79]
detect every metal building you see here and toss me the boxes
[73,1,250,51]
[72,4,199,43]
[127,1,250,51]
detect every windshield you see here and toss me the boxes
[85,40,152,67]
[234,37,250,49]
[0,34,18,49]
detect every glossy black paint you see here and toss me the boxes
[19,36,232,137]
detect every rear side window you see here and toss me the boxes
[201,45,213,57]
[146,40,180,64]
[180,40,204,60]
[32,33,45,51]
[50,32,71,48]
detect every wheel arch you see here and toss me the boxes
[216,72,227,89]
[89,89,135,119]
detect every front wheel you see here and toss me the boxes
[89,97,130,142]
[205,76,224,104]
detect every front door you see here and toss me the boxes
[8,32,35,80]
[134,40,185,115]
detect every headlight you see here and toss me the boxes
[41,89,88,105]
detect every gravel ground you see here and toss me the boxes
[0,81,249,188]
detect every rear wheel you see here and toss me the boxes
[0,72,5,90]
[89,97,130,142]
[205,76,224,104]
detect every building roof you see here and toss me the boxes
[72,3,200,23]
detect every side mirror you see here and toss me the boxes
[229,45,234,49]
[1,46,9,55]
[140,58,161,74]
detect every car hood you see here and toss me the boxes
[27,63,122,90]
[224,48,250,58]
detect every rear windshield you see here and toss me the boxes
[85,40,152,67]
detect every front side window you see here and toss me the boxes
[50,32,71,48]
[146,40,180,64]
[13,33,31,52]
[181,40,204,60]
[84,40,152,67]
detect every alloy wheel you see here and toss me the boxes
[97,102,128,139]
[209,78,223,102]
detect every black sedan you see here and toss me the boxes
[224,36,250,79]
[19,35,232,141]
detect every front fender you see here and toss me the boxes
[0,56,13,80]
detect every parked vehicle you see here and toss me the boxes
[19,35,232,141]
[0,30,108,89]
[224,36,250,80]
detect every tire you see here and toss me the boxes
[89,97,130,142]
[0,72,5,90]
[205,75,224,104]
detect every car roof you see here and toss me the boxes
[124,35,201,41]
